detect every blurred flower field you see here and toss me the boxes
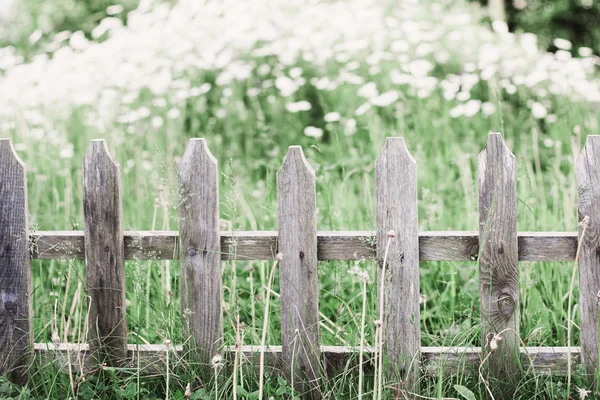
[1,0,599,398]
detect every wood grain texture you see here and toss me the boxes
[277,146,321,398]
[478,132,520,393]
[32,343,581,377]
[375,137,420,393]
[83,140,127,366]
[576,135,600,381]
[0,139,32,384]
[29,230,579,261]
[178,139,222,364]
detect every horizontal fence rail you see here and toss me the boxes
[1,133,599,398]
[30,230,579,261]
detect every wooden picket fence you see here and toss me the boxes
[1,132,599,398]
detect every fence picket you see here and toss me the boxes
[575,135,600,381]
[0,139,32,384]
[478,132,520,394]
[83,139,127,365]
[375,137,420,395]
[277,146,321,398]
[178,139,223,365]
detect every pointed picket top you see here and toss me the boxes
[0,139,26,170]
[576,135,600,174]
[179,138,218,170]
[376,137,416,169]
[478,132,515,181]
[277,145,315,179]
[477,131,519,395]
[575,135,600,380]
[375,136,420,393]
[0,138,32,384]
[177,138,222,365]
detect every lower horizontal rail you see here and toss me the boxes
[30,231,578,261]
[33,344,580,376]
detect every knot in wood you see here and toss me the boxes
[497,246,504,255]
[187,248,197,257]
[299,251,305,259]
[469,244,479,261]
[497,292,515,317]
[104,245,110,252]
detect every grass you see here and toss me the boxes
[1,0,599,398]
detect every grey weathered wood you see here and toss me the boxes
[29,230,579,262]
[478,132,520,393]
[576,135,600,380]
[178,139,222,364]
[32,343,581,377]
[375,137,420,393]
[83,140,127,366]
[277,146,321,398]
[0,139,32,384]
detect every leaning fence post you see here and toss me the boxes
[178,139,223,365]
[83,139,127,366]
[0,139,32,384]
[375,137,420,395]
[277,146,321,398]
[478,132,520,395]
[576,135,600,382]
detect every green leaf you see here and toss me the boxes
[454,384,476,400]
[115,383,137,399]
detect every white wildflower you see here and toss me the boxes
[167,108,181,119]
[106,4,124,15]
[211,352,224,370]
[491,20,509,34]
[355,103,371,116]
[286,101,311,112]
[531,102,547,119]
[60,143,74,159]
[275,76,298,97]
[324,112,341,122]
[449,105,464,118]
[370,91,399,107]
[151,116,164,129]
[576,386,590,400]
[408,59,433,78]
[553,38,572,51]
[482,102,496,116]
[28,29,43,45]
[456,91,470,101]
[463,100,481,117]
[344,118,357,136]
[579,47,593,57]
[304,126,323,138]
[357,82,378,98]
[289,67,303,78]
[69,31,89,50]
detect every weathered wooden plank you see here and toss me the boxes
[32,343,581,377]
[576,135,600,381]
[0,139,32,384]
[277,146,321,398]
[478,132,520,394]
[375,137,420,394]
[83,140,127,366]
[29,231,580,261]
[178,139,222,364]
